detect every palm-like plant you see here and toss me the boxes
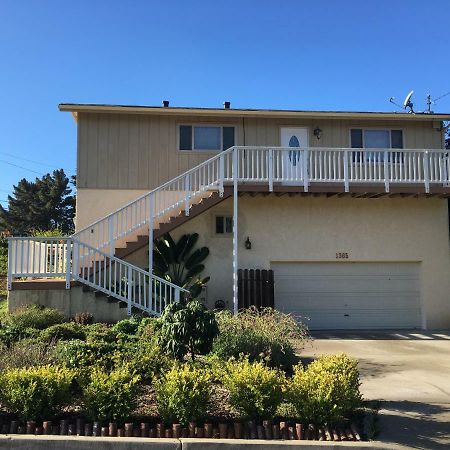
[152,233,210,298]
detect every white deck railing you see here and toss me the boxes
[7,237,188,316]
[8,146,449,314]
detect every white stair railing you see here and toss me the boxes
[7,237,188,316]
[73,147,235,254]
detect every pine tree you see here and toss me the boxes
[0,169,75,235]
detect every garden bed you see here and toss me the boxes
[0,304,368,443]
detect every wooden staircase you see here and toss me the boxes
[114,187,232,260]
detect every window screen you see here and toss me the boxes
[194,126,221,150]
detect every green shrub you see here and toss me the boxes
[39,322,86,342]
[157,300,219,361]
[212,308,308,371]
[5,305,65,330]
[112,316,143,341]
[222,359,286,420]
[85,323,117,343]
[56,339,117,371]
[136,317,158,340]
[0,365,75,421]
[155,364,212,425]
[0,339,57,371]
[116,340,174,382]
[0,324,39,347]
[286,354,362,424]
[80,366,140,422]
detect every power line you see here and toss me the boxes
[0,159,44,175]
[0,152,60,170]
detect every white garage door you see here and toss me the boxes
[272,262,421,330]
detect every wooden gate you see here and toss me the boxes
[238,269,274,309]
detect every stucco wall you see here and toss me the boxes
[8,286,128,323]
[127,196,450,329]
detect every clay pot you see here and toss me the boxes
[219,423,228,439]
[140,423,149,438]
[124,423,133,437]
[76,418,84,436]
[42,421,52,435]
[204,423,212,438]
[279,421,287,440]
[9,421,18,434]
[295,423,303,440]
[109,422,117,437]
[172,424,181,438]
[233,422,242,439]
[84,423,93,436]
[272,424,280,440]
[26,421,36,435]
[60,419,69,435]
[263,420,272,440]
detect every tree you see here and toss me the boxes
[152,233,210,298]
[0,169,75,235]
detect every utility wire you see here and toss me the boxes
[0,152,60,170]
[0,159,44,175]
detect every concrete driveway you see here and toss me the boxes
[301,330,450,449]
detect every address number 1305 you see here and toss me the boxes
[336,252,349,259]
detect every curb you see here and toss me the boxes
[0,435,407,449]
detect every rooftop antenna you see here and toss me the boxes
[389,96,404,110]
[403,90,414,113]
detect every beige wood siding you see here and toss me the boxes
[77,113,443,190]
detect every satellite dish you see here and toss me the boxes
[403,90,414,112]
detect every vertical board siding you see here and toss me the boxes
[77,112,443,190]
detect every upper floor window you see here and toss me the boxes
[179,125,235,151]
[350,129,403,149]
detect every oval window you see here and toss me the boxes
[289,136,300,147]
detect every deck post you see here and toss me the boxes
[127,265,132,316]
[65,239,71,289]
[344,150,350,192]
[384,150,390,193]
[148,194,154,277]
[268,149,274,192]
[7,238,12,290]
[232,148,238,314]
[219,154,224,196]
[423,151,430,193]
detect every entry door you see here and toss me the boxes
[281,128,309,184]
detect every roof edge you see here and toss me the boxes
[58,103,450,121]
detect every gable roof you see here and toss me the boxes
[59,103,450,122]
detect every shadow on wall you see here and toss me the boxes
[379,401,450,450]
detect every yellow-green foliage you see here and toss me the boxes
[80,366,140,422]
[222,359,286,420]
[155,364,212,425]
[286,353,362,424]
[0,365,75,421]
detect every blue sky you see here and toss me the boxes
[1,0,449,203]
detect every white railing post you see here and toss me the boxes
[423,151,430,193]
[232,148,238,315]
[268,148,274,192]
[174,288,180,303]
[443,151,449,186]
[344,150,350,192]
[7,238,12,290]
[72,239,79,280]
[65,239,71,289]
[148,194,154,277]
[108,216,114,256]
[127,265,132,316]
[384,150,390,193]
[219,154,224,196]
[184,174,190,216]
[303,149,309,192]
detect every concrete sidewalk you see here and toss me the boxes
[302,331,450,449]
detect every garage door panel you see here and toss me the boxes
[272,262,421,330]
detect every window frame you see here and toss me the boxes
[178,123,237,152]
[349,128,405,149]
[349,127,405,163]
[214,214,234,236]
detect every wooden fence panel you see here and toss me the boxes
[238,268,274,310]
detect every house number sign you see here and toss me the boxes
[336,252,349,259]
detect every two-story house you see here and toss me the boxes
[8,102,450,329]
